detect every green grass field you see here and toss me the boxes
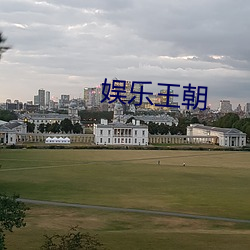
[1,149,250,249]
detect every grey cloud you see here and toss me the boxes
[0,0,249,108]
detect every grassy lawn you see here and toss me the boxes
[1,149,250,249]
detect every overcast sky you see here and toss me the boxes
[0,0,250,109]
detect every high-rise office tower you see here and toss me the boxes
[46,91,50,108]
[38,89,46,109]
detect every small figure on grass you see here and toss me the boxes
[182,162,186,167]
[157,160,160,165]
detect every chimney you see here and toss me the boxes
[101,119,108,125]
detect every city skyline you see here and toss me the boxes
[1,0,250,108]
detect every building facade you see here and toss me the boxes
[0,121,27,145]
[187,124,246,147]
[93,119,148,146]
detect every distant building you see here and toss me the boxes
[5,100,23,110]
[34,95,39,105]
[59,95,70,108]
[46,91,50,108]
[218,100,232,113]
[245,103,250,117]
[24,103,40,112]
[38,89,46,109]
[84,87,101,109]
[187,124,246,147]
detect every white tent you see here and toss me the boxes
[45,136,71,144]
[64,137,71,144]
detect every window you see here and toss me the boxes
[125,138,127,143]
[108,138,110,143]
[135,139,137,143]
[100,138,102,143]
[100,130,103,135]
[135,130,137,136]
[114,138,116,143]
[118,138,120,143]
[142,139,144,144]
[129,138,131,143]
[108,130,111,135]
[142,130,145,136]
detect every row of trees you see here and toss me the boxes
[26,119,83,134]
[126,116,195,135]
[148,118,191,135]
[214,113,250,139]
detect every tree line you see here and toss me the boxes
[213,113,250,139]
[126,116,197,135]
[26,118,83,134]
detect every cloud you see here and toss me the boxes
[0,0,249,108]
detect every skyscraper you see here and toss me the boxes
[84,87,101,109]
[38,89,45,109]
[46,91,50,108]
[59,94,70,108]
[219,100,232,113]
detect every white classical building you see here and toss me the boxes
[0,121,27,145]
[93,119,148,146]
[187,124,246,147]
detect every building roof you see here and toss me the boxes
[190,124,246,135]
[122,114,178,124]
[29,113,70,120]
[0,121,23,131]
[0,120,7,125]
[95,122,148,129]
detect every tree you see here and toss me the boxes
[40,227,105,250]
[0,110,17,122]
[45,123,52,133]
[26,122,35,133]
[0,194,29,249]
[214,113,239,128]
[148,122,158,135]
[73,123,83,134]
[50,122,61,133]
[38,123,45,133]
[190,116,199,124]
[0,32,10,59]
[60,119,73,134]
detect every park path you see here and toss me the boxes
[18,198,250,224]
